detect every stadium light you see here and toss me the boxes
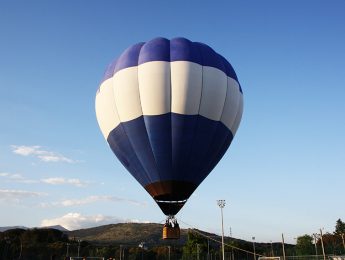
[217,200,226,260]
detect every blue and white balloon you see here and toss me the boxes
[95,37,243,216]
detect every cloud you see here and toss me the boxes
[0,172,37,184]
[11,145,76,163]
[0,189,45,202]
[40,195,146,208]
[41,213,124,230]
[1,172,88,186]
[41,177,88,187]
[41,213,151,230]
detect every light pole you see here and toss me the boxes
[270,240,274,257]
[217,200,226,260]
[168,245,171,260]
[252,237,256,260]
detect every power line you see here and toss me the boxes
[179,219,264,258]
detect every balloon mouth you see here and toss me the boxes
[144,180,197,216]
[155,200,187,216]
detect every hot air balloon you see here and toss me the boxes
[95,37,243,239]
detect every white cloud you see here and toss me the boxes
[11,145,76,163]
[1,172,89,186]
[41,213,124,230]
[41,213,151,230]
[41,177,88,187]
[0,189,45,202]
[41,195,146,208]
[0,172,37,184]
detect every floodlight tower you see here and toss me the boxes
[217,200,226,260]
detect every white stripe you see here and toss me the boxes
[230,93,243,135]
[95,79,121,139]
[199,66,227,121]
[138,61,171,115]
[220,77,241,130]
[171,61,202,115]
[97,61,242,136]
[113,66,143,122]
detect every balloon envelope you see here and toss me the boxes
[95,37,243,216]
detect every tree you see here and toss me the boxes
[296,234,314,255]
[182,230,208,258]
[335,219,345,235]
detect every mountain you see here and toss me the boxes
[41,225,69,232]
[0,226,28,232]
[0,225,68,232]
[67,222,189,246]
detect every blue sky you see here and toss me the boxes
[0,1,344,244]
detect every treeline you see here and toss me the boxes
[0,219,344,260]
[295,218,345,256]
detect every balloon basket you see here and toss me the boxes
[162,216,180,240]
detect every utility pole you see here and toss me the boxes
[252,237,256,260]
[217,200,226,260]
[77,239,81,257]
[230,227,234,260]
[281,234,286,260]
[197,243,200,260]
[313,233,319,257]
[120,245,122,260]
[320,228,326,260]
[66,243,70,257]
[207,238,210,260]
[341,233,345,253]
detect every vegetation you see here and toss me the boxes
[1,219,344,259]
[295,234,314,255]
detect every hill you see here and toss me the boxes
[0,226,28,232]
[0,223,296,259]
[0,225,68,232]
[67,222,189,246]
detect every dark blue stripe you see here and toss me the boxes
[193,42,226,74]
[101,57,118,83]
[107,124,149,186]
[143,114,173,180]
[219,55,239,83]
[202,125,233,180]
[100,37,240,87]
[114,42,145,74]
[101,42,145,83]
[170,38,202,64]
[107,116,161,186]
[182,117,226,184]
[138,37,170,64]
[107,113,233,188]
[171,114,198,179]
